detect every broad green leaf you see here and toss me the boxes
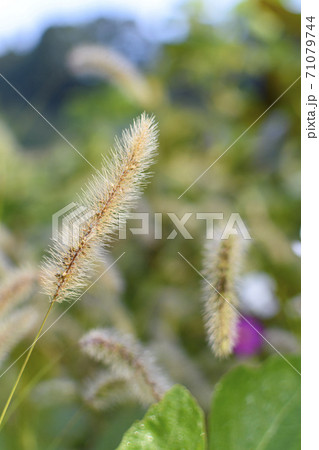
[117,385,206,450]
[209,356,301,450]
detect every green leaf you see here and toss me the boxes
[117,385,206,450]
[209,356,301,450]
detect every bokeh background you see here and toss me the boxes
[0,0,300,448]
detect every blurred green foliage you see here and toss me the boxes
[0,0,300,448]
[209,355,301,449]
[118,385,206,449]
[117,356,300,449]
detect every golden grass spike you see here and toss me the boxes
[41,113,158,303]
[80,328,171,404]
[203,232,245,358]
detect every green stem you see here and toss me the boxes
[0,301,54,428]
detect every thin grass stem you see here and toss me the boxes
[0,301,54,428]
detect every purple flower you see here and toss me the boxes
[234,316,264,356]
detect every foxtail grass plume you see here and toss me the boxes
[0,268,38,317]
[41,114,158,304]
[80,329,171,404]
[68,45,152,106]
[203,232,245,358]
[0,307,38,366]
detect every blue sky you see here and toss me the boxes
[0,0,300,55]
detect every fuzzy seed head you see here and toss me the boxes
[41,114,158,303]
[80,328,170,404]
[203,233,245,358]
